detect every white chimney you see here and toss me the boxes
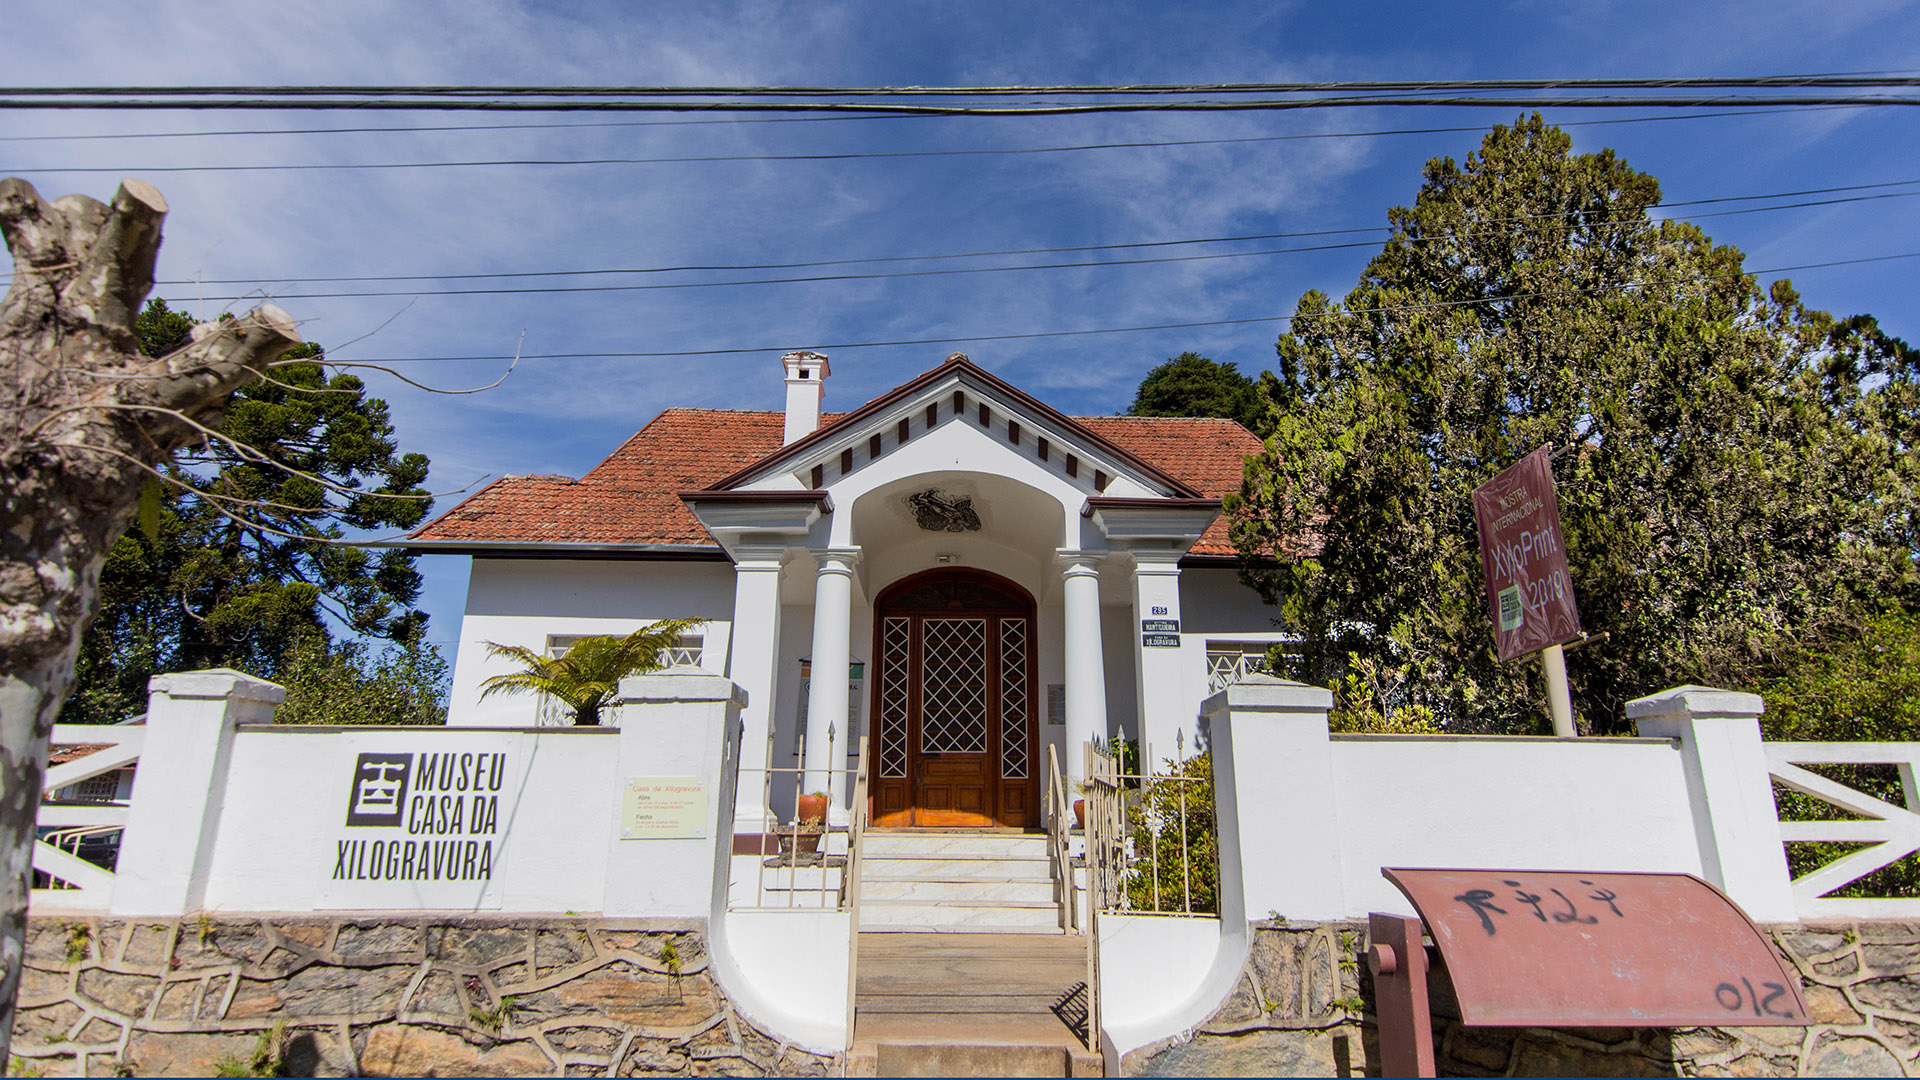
[782,351,830,444]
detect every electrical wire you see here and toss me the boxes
[0,104,1866,144]
[2,94,1916,115]
[134,190,1920,302]
[8,74,1918,97]
[308,250,1920,364]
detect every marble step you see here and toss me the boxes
[861,878,1056,903]
[860,900,1064,931]
[857,923,1067,935]
[861,857,1052,880]
[858,932,1086,959]
[862,832,1051,858]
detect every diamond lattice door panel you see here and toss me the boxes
[868,570,1039,829]
[915,618,993,825]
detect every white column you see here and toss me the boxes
[803,547,860,818]
[1129,550,1189,757]
[1058,551,1108,789]
[724,545,786,829]
[112,669,283,916]
[1628,686,1796,923]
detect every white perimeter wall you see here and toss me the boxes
[1323,735,1701,918]
[449,559,737,726]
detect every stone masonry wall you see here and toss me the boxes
[1127,920,1920,1077]
[9,915,834,1078]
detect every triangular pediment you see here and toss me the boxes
[702,356,1205,501]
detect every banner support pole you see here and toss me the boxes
[1541,642,1576,737]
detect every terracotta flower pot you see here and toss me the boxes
[1073,799,1086,831]
[797,793,829,824]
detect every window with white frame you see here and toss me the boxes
[537,633,705,726]
[64,771,122,802]
[1206,641,1291,693]
[544,633,703,667]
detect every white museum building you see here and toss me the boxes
[404,351,1280,823]
[33,352,1896,1069]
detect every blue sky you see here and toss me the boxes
[4,1,1916,651]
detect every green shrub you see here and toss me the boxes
[1122,752,1218,914]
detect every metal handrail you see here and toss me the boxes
[1045,744,1078,934]
[730,723,854,911]
[843,736,870,1048]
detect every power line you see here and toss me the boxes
[2,94,1916,115]
[8,75,1918,97]
[8,178,1912,292]
[0,104,1856,144]
[136,190,1920,302]
[313,250,1920,364]
[12,115,1910,178]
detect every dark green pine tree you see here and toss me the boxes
[62,299,441,724]
[1127,352,1266,434]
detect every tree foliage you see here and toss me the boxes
[1127,351,1266,433]
[1763,613,1920,897]
[61,299,434,724]
[479,619,703,725]
[1230,115,1920,735]
[273,633,449,727]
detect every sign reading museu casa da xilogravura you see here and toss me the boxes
[318,735,522,909]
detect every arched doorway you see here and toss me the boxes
[868,569,1039,828]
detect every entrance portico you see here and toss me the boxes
[682,355,1223,828]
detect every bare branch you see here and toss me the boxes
[326,329,524,395]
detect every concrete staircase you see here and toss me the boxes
[857,830,1064,933]
[845,831,1098,1075]
[847,933,1100,1077]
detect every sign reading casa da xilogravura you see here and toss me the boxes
[319,737,520,909]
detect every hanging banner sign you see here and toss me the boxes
[1471,446,1582,661]
[317,735,522,909]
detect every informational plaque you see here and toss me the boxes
[1384,868,1807,1027]
[1470,447,1581,660]
[620,776,709,840]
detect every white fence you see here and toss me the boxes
[32,724,144,910]
[35,663,1920,1063]
[1765,741,1920,920]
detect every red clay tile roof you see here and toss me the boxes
[410,408,1261,557]
[1074,416,1262,556]
[49,744,111,765]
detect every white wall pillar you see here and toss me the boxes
[1058,551,1108,789]
[1203,674,1344,922]
[112,669,283,916]
[1128,550,1190,758]
[803,547,860,817]
[724,545,786,828]
[1628,685,1797,923]
[608,670,744,917]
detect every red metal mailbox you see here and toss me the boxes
[1369,868,1808,1077]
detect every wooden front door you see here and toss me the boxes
[870,570,1038,829]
